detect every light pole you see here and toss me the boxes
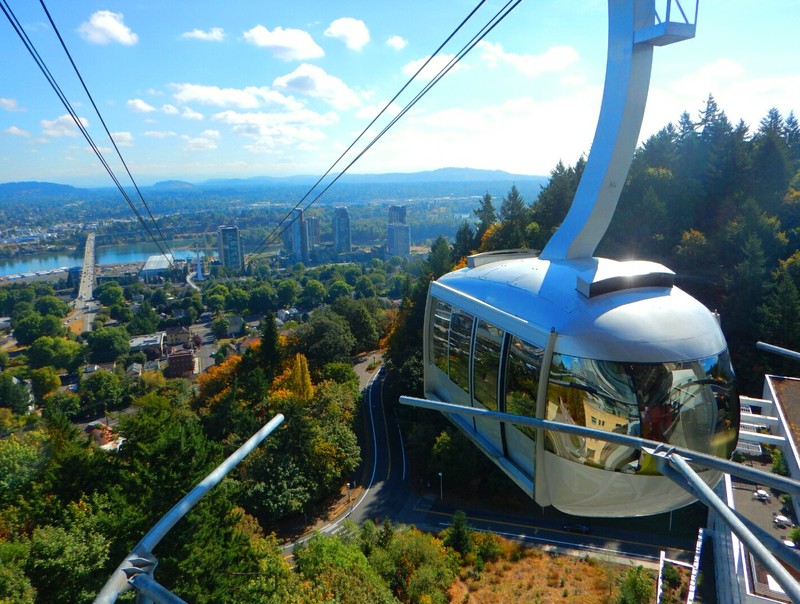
[438,472,443,501]
[347,482,351,504]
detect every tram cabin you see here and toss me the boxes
[423,250,740,517]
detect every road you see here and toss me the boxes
[307,364,694,570]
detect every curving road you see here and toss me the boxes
[311,364,693,569]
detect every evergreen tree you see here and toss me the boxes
[473,192,496,242]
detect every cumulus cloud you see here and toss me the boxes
[324,18,370,51]
[78,11,138,46]
[127,98,156,113]
[0,98,23,112]
[182,134,217,151]
[144,130,177,138]
[243,25,323,61]
[4,126,29,137]
[181,27,225,42]
[273,64,360,110]
[213,108,336,152]
[386,35,407,51]
[171,83,301,110]
[111,131,134,147]
[161,104,179,115]
[181,107,204,120]
[401,54,461,80]
[41,114,87,137]
[478,42,579,77]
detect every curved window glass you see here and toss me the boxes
[544,351,740,474]
[505,336,543,440]
[448,309,474,392]
[431,299,451,374]
[473,320,503,410]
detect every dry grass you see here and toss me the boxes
[448,539,656,604]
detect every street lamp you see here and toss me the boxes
[438,472,443,501]
[347,482,351,503]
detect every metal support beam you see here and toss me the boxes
[95,413,285,604]
[659,453,800,602]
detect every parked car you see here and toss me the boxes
[563,523,591,535]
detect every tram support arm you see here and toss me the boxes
[94,413,285,604]
[654,450,800,603]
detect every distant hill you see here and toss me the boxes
[0,181,80,200]
[151,180,195,189]
[201,167,543,187]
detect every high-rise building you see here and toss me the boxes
[333,207,352,254]
[388,205,407,225]
[218,225,244,273]
[387,223,411,257]
[306,216,320,248]
[285,209,310,262]
[387,205,410,257]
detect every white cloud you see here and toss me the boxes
[0,98,23,112]
[386,35,407,51]
[144,130,177,138]
[181,107,204,120]
[111,131,134,147]
[350,90,602,176]
[181,27,225,42]
[161,104,179,115]
[478,42,579,77]
[643,59,800,144]
[127,98,156,113]
[200,129,220,140]
[273,64,360,110]
[213,109,335,151]
[182,135,217,151]
[401,54,461,81]
[243,25,324,61]
[41,114,88,137]
[3,126,29,137]
[78,11,138,46]
[324,18,370,51]
[171,83,301,110]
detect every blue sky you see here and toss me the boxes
[1,1,798,186]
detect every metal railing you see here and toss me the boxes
[95,413,284,604]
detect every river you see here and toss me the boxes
[0,241,218,277]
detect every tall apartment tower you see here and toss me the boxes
[285,209,310,262]
[306,216,320,248]
[333,207,352,254]
[218,225,244,273]
[387,205,410,257]
[388,205,407,225]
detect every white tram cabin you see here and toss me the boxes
[423,250,740,517]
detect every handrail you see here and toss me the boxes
[95,413,285,604]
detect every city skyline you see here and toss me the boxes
[1,1,798,186]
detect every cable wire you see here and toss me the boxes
[0,0,174,264]
[38,0,174,264]
[248,0,510,259]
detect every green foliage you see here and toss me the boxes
[0,372,30,414]
[617,566,654,604]
[27,335,85,371]
[29,366,61,401]
[0,431,47,507]
[86,326,130,363]
[443,510,472,559]
[771,447,790,476]
[294,533,396,604]
[79,370,127,418]
[24,499,112,604]
[291,311,356,373]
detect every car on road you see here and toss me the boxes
[563,523,591,534]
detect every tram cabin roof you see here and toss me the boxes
[431,251,726,364]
